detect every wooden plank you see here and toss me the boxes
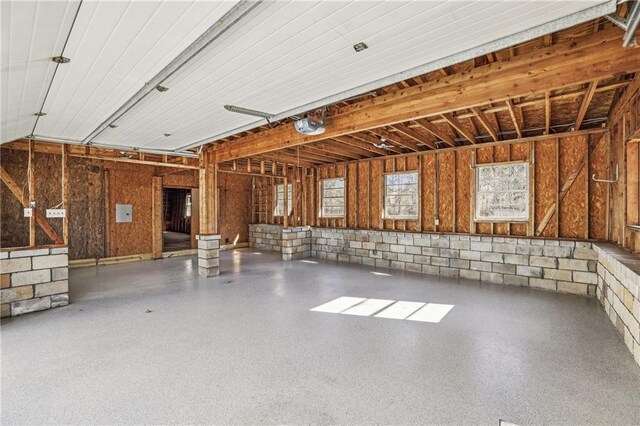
[575,81,598,130]
[442,113,476,144]
[414,118,455,147]
[28,140,35,246]
[470,107,498,141]
[152,176,163,259]
[505,99,523,138]
[61,144,69,245]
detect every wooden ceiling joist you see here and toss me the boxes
[441,113,477,144]
[387,124,430,151]
[347,133,403,155]
[470,107,499,142]
[362,129,410,154]
[505,99,523,138]
[212,27,639,163]
[574,80,599,130]
[413,118,456,147]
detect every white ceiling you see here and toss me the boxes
[1,0,615,152]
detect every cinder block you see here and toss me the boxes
[414,255,431,265]
[198,266,219,277]
[375,243,390,252]
[493,263,516,274]
[542,246,573,258]
[530,278,557,291]
[0,258,31,274]
[558,281,589,295]
[9,248,49,258]
[35,280,68,297]
[390,244,406,253]
[421,247,439,256]
[504,274,529,286]
[406,246,421,255]
[460,269,480,280]
[439,249,459,259]
[431,257,449,267]
[544,269,572,281]
[11,296,51,315]
[516,266,543,278]
[32,254,68,270]
[51,293,69,308]
[450,259,470,269]
[529,256,557,268]
[406,263,422,273]
[573,247,597,260]
[11,269,50,287]
[492,243,517,254]
[470,242,491,252]
[50,247,69,255]
[440,267,459,278]
[558,259,591,271]
[198,257,219,268]
[481,272,504,284]
[573,271,598,285]
[470,261,492,272]
[460,250,480,261]
[504,254,529,265]
[481,252,503,263]
[422,265,440,276]
[1,286,34,303]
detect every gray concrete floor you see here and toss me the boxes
[2,249,640,425]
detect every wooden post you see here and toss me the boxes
[283,172,289,228]
[199,163,218,235]
[152,176,163,259]
[28,140,36,247]
[191,188,199,248]
[62,144,69,245]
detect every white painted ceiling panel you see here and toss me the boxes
[35,0,238,142]
[1,0,613,150]
[1,0,79,143]
[90,0,610,151]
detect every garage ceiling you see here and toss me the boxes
[1,0,616,153]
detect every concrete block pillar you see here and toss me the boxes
[197,235,221,277]
[281,226,312,261]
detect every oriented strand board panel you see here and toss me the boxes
[559,135,587,239]
[509,143,529,236]
[370,160,383,230]
[475,146,494,234]
[347,163,358,228]
[421,153,436,232]
[164,170,198,188]
[0,148,30,248]
[535,139,558,238]
[218,173,252,245]
[357,161,370,228]
[68,157,105,259]
[455,150,471,234]
[437,151,455,233]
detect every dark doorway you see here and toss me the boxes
[163,188,192,252]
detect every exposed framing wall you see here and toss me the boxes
[251,130,610,241]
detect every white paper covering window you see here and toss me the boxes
[475,162,529,221]
[384,172,419,219]
[321,178,345,217]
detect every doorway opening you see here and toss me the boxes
[162,188,193,252]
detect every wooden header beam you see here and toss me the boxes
[211,28,640,163]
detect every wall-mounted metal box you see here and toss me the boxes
[115,204,133,223]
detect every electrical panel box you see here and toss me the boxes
[46,209,66,218]
[115,204,133,223]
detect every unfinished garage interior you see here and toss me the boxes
[2,0,640,424]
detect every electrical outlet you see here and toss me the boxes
[23,208,33,217]
[46,209,66,218]
[434,218,440,226]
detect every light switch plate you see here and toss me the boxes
[46,209,66,218]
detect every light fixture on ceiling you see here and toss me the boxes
[164,133,172,137]
[372,136,392,149]
[155,85,169,92]
[119,151,132,159]
[34,112,47,117]
[353,42,368,52]
[224,105,272,119]
[108,124,118,128]
[51,56,70,64]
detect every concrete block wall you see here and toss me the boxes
[594,243,640,366]
[249,224,283,253]
[197,235,220,277]
[311,228,598,296]
[1,246,69,318]
[282,227,311,260]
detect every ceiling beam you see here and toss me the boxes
[470,107,498,142]
[212,28,640,162]
[574,80,598,130]
[441,113,477,144]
